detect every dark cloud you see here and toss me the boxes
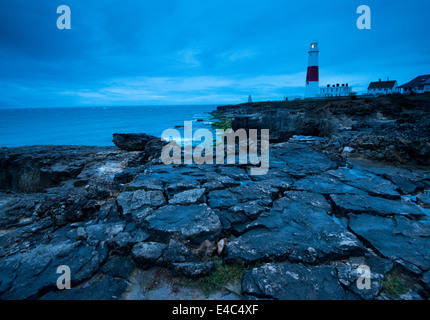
[0,0,429,107]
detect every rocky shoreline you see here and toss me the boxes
[1,95,430,300]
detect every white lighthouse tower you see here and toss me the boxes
[305,41,319,98]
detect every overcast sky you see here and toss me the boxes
[0,0,429,107]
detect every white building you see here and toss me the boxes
[319,83,353,97]
[367,79,398,95]
[398,75,430,94]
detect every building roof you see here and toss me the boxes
[398,74,430,88]
[368,80,397,90]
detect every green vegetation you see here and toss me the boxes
[380,273,407,298]
[210,111,232,130]
[173,258,249,297]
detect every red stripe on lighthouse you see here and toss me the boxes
[306,66,319,82]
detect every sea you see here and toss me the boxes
[0,105,217,147]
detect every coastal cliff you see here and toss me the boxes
[217,93,430,165]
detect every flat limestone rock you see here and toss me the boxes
[145,204,221,243]
[0,241,107,300]
[293,174,367,195]
[272,143,338,178]
[225,191,365,264]
[327,168,401,199]
[242,263,348,300]
[330,194,424,218]
[40,275,127,300]
[348,214,430,274]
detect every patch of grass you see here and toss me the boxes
[381,273,407,298]
[210,112,232,130]
[173,258,248,297]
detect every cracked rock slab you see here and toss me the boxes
[330,194,424,218]
[293,174,367,195]
[0,241,107,300]
[225,191,366,264]
[348,214,430,274]
[242,263,348,300]
[327,168,401,199]
[145,204,221,244]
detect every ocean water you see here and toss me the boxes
[0,105,217,147]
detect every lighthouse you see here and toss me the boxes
[305,41,319,98]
